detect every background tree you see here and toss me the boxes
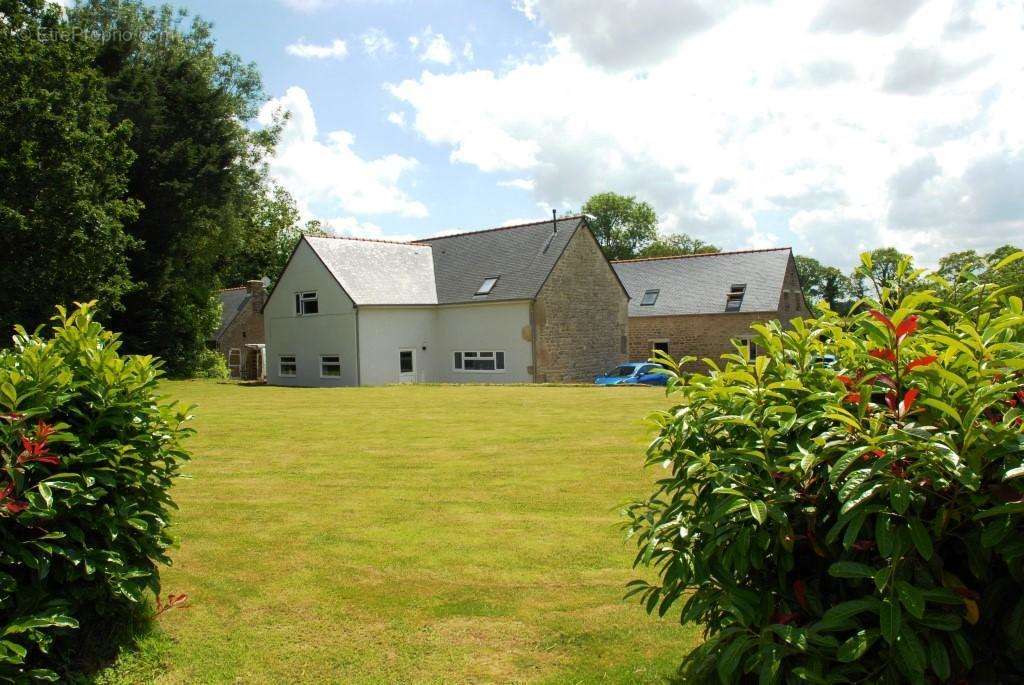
[937,249,983,282]
[848,247,913,300]
[984,245,1024,298]
[581,192,658,260]
[70,0,278,376]
[217,183,301,287]
[0,0,138,336]
[638,233,719,258]
[795,255,852,312]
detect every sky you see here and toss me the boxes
[164,0,1022,269]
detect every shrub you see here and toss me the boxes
[626,251,1024,683]
[191,348,229,380]
[0,303,192,680]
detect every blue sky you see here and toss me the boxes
[167,0,1023,268]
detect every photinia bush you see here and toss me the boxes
[626,251,1024,683]
[0,303,192,680]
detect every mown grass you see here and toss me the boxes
[94,381,699,684]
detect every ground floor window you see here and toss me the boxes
[651,340,670,355]
[453,351,505,372]
[739,338,757,358]
[399,350,414,373]
[279,355,297,377]
[320,355,342,378]
[228,348,241,376]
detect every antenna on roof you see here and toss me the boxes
[552,208,557,234]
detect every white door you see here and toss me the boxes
[398,349,417,383]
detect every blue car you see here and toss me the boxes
[595,362,668,386]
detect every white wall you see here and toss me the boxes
[264,240,359,386]
[357,307,437,385]
[433,301,534,383]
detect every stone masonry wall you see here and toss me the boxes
[217,281,266,379]
[627,255,808,372]
[533,226,629,382]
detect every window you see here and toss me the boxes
[640,289,659,306]
[228,348,241,377]
[279,355,297,377]
[651,340,670,355]
[476,276,499,295]
[295,291,318,316]
[399,350,414,373]
[783,290,791,311]
[453,351,506,372]
[726,283,746,312]
[739,338,757,358]
[320,355,341,378]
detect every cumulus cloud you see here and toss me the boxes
[387,111,406,128]
[279,0,333,11]
[322,216,419,243]
[882,47,988,95]
[410,27,454,65]
[361,28,396,57]
[258,87,427,219]
[498,178,535,191]
[286,38,348,60]
[387,0,1024,268]
[811,0,928,34]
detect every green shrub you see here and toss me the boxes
[0,303,192,680]
[191,348,229,380]
[626,251,1024,683]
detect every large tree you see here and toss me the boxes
[795,255,852,312]
[581,192,658,260]
[70,0,277,375]
[0,0,138,335]
[638,233,719,258]
[848,247,914,299]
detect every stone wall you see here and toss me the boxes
[627,255,808,371]
[533,226,628,382]
[217,280,266,379]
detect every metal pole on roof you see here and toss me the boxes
[552,208,557,233]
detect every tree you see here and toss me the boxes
[581,192,658,260]
[795,255,852,312]
[70,0,276,376]
[984,245,1024,298]
[0,0,138,336]
[848,247,913,300]
[217,183,301,287]
[937,249,983,282]
[638,233,719,258]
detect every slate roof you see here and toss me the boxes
[304,236,438,305]
[612,248,793,317]
[412,216,582,304]
[213,288,249,341]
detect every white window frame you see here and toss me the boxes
[319,354,342,378]
[475,276,499,296]
[227,348,241,369]
[279,355,297,377]
[452,350,506,373]
[295,291,319,316]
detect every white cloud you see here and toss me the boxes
[411,26,454,65]
[498,178,535,191]
[279,0,333,10]
[361,28,396,57]
[388,0,1024,268]
[462,41,474,62]
[286,38,348,60]
[322,217,419,243]
[387,111,407,128]
[258,87,427,219]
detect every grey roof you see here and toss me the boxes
[412,216,581,304]
[213,288,249,340]
[613,248,792,317]
[305,236,438,305]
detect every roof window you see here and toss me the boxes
[475,276,499,295]
[725,283,746,312]
[640,289,659,306]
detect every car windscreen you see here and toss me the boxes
[607,366,636,377]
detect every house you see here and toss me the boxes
[211,278,269,380]
[612,247,807,370]
[262,215,629,386]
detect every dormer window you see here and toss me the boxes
[640,289,659,306]
[725,284,746,312]
[476,276,499,295]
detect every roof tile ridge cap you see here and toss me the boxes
[216,286,248,292]
[611,246,792,263]
[307,234,422,246]
[411,214,584,242]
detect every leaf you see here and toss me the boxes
[919,398,963,426]
[837,629,877,662]
[907,518,933,560]
[974,502,1024,520]
[929,638,951,680]
[963,598,980,625]
[880,598,901,645]
[896,581,925,619]
[895,625,926,674]
[820,598,880,625]
[748,500,767,525]
[890,479,910,515]
[828,561,875,579]
[993,249,1024,271]
[717,635,752,685]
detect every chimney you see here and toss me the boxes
[246,279,266,312]
[552,208,557,234]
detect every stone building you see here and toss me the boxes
[612,248,808,370]
[211,278,269,380]
[262,215,628,386]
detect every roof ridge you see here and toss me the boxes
[216,286,248,292]
[412,214,584,243]
[307,233,421,246]
[612,246,792,264]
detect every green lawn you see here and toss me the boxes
[97,381,698,684]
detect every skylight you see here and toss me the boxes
[476,276,499,295]
[725,283,746,312]
[640,289,659,306]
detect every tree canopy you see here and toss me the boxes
[581,192,719,260]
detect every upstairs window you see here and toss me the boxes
[295,291,318,316]
[640,289,659,306]
[726,283,746,312]
[476,276,499,295]
[453,351,506,372]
